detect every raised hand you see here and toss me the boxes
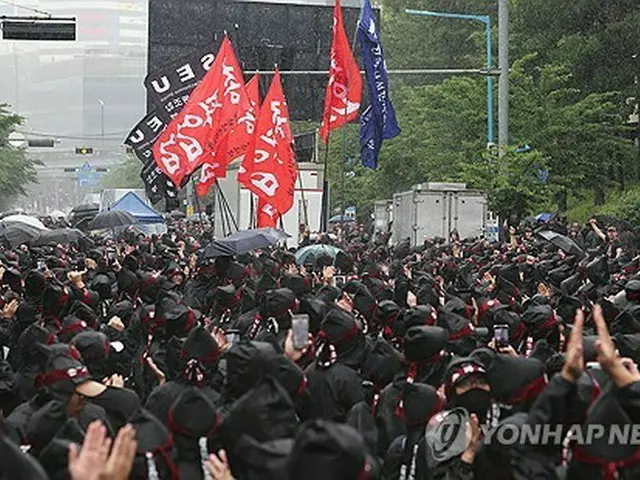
[561,308,584,384]
[68,421,111,480]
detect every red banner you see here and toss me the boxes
[257,198,279,228]
[240,69,297,216]
[196,75,261,198]
[319,0,362,143]
[153,35,252,188]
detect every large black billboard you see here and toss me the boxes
[147,0,361,122]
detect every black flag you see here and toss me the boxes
[144,44,216,119]
[124,111,178,204]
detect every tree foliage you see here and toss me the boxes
[322,0,638,222]
[0,104,40,210]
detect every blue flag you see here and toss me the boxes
[358,0,400,169]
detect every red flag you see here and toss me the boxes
[153,35,252,187]
[196,75,261,198]
[241,69,297,216]
[319,0,362,143]
[257,198,279,228]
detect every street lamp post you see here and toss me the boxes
[97,98,105,146]
[405,9,494,146]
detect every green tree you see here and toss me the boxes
[0,104,40,210]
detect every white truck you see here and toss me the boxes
[390,183,490,246]
[210,162,324,246]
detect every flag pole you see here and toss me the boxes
[338,18,361,244]
[320,130,331,233]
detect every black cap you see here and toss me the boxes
[404,326,447,362]
[287,420,369,480]
[486,354,546,405]
[402,382,445,427]
[168,387,219,439]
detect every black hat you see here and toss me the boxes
[256,272,279,296]
[260,288,297,321]
[402,305,438,332]
[90,273,113,300]
[41,283,70,318]
[37,417,86,477]
[155,292,196,337]
[315,285,342,304]
[68,301,99,329]
[585,256,609,286]
[319,307,362,351]
[522,304,558,334]
[404,326,447,362]
[233,436,294,480]
[109,300,134,325]
[486,354,547,405]
[138,271,160,304]
[24,270,46,300]
[334,250,354,274]
[548,265,572,288]
[280,274,312,297]
[402,381,445,427]
[0,424,48,480]
[555,295,582,324]
[360,337,402,388]
[437,312,476,342]
[373,300,401,330]
[561,273,583,296]
[287,420,370,480]
[352,286,377,321]
[56,314,91,344]
[130,409,179,480]
[224,340,280,401]
[444,356,487,398]
[116,268,139,297]
[18,323,57,365]
[614,334,640,364]
[299,296,328,335]
[213,284,241,314]
[36,346,91,395]
[625,279,640,302]
[608,310,640,336]
[571,389,640,473]
[180,325,221,371]
[70,331,110,365]
[168,387,219,439]
[219,376,299,460]
[443,297,474,321]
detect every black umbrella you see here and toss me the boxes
[537,230,585,259]
[88,210,138,230]
[0,222,42,249]
[33,228,87,246]
[202,228,290,259]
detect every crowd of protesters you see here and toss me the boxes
[0,214,639,479]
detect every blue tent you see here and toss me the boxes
[110,192,163,224]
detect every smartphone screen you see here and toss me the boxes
[493,324,510,348]
[225,329,240,347]
[291,314,309,350]
[335,275,346,288]
[37,260,46,271]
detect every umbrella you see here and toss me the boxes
[202,228,290,259]
[71,203,99,214]
[328,215,355,224]
[537,230,585,259]
[88,210,138,230]
[295,244,344,265]
[1,214,47,230]
[535,213,554,223]
[33,228,86,246]
[0,222,43,249]
[47,210,67,219]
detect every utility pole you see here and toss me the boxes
[498,0,509,154]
